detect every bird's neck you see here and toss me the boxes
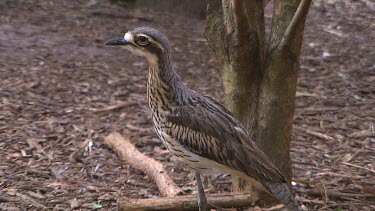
[147,57,181,111]
[147,52,180,89]
[148,64,177,85]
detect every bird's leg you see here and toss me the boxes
[195,171,207,211]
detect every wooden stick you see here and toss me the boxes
[298,189,375,200]
[117,193,258,211]
[304,129,336,142]
[104,132,181,197]
[279,0,312,49]
[89,101,137,113]
[348,131,375,138]
[341,162,375,174]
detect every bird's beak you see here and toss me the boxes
[104,38,130,46]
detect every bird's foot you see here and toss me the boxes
[198,193,207,211]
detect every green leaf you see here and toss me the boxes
[337,207,343,211]
[92,203,103,209]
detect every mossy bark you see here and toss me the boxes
[206,0,312,204]
[206,0,264,142]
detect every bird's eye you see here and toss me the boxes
[137,36,149,45]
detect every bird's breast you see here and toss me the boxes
[157,131,217,172]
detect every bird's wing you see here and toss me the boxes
[164,94,285,184]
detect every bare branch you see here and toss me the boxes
[279,0,312,49]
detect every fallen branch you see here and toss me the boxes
[299,189,375,200]
[314,171,365,179]
[348,131,375,138]
[89,101,137,113]
[105,133,272,210]
[117,193,259,211]
[104,132,181,197]
[304,129,336,142]
[341,162,375,174]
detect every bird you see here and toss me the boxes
[105,27,301,211]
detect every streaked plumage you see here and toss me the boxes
[105,27,301,211]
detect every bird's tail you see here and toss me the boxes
[262,182,301,211]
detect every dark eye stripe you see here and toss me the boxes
[147,42,163,56]
[134,35,166,59]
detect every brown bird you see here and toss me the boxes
[105,27,301,211]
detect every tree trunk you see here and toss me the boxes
[206,0,311,204]
[206,0,265,193]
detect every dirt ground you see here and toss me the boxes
[1,0,374,210]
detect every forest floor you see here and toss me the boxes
[1,0,374,210]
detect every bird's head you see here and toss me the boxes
[105,27,171,66]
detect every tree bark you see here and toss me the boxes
[206,0,264,133]
[206,0,265,193]
[206,0,311,204]
[257,0,312,184]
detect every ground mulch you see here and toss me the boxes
[1,0,374,210]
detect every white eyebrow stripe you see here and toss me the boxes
[124,32,134,43]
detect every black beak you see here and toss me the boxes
[104,38,129,45]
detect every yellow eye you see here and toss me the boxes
[137,36,149,45]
